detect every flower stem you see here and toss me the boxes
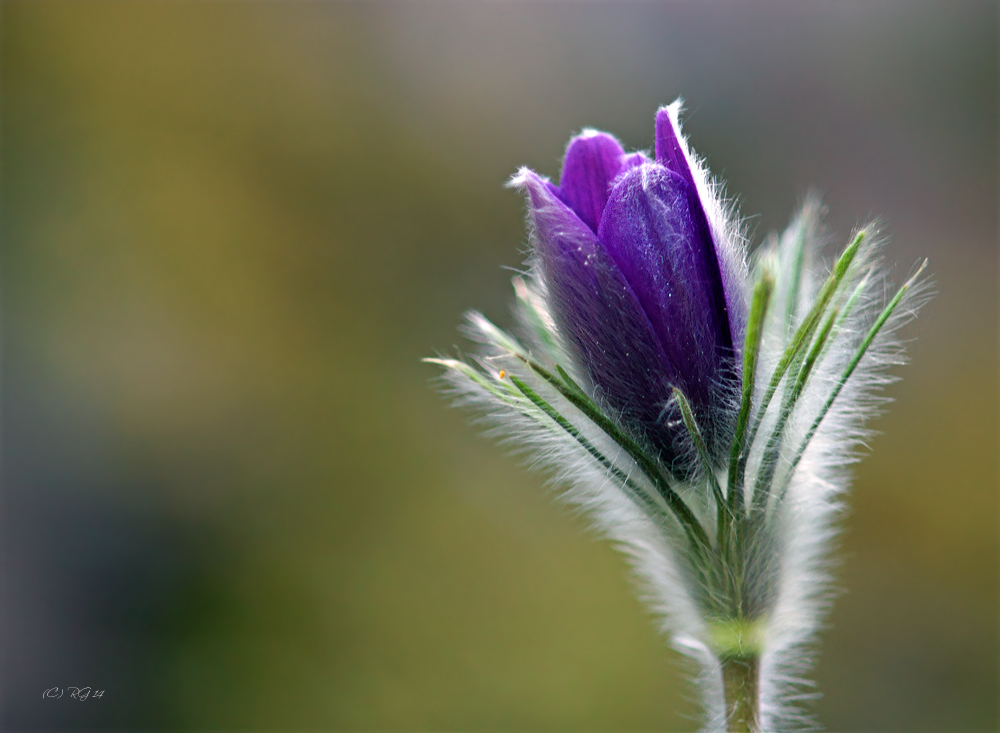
[722,655,761,733]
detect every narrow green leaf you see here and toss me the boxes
[728,267,774,516]
[512,354,712,554]
[423,357,518,402]
[782,218,809,336]
[741,230,866,466]
[751,304,839,512]
[814,269,871,365]
[555,364,590,400]
[508,374,664,518]
[674,387,728,547]
[776,259,928,504]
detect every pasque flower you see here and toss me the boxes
[427,101,928,732]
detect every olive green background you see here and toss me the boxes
[2,1,996,730]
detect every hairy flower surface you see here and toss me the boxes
[427,101,928,733]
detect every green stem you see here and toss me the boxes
[722,655,761,733]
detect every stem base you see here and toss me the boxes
[722,655,760,733]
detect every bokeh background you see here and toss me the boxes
[2,1,996,730]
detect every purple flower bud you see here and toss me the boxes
[513,109,744,469]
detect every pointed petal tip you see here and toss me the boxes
[508,167,567,214]
[657,97,684,116]
[654,99,684,141]
[558,132,626,233]
[576,127,614,140]
[507,166,547,190]
[654,105,690,176]
[654,105,673,130]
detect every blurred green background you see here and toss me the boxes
[2,1,996,730]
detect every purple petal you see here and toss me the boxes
[598,164,737,452]
[618,151,650,176]
[656,107,746,352]
[514,168,687,461]
[557,132,625,234]
[655,107,699,190]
